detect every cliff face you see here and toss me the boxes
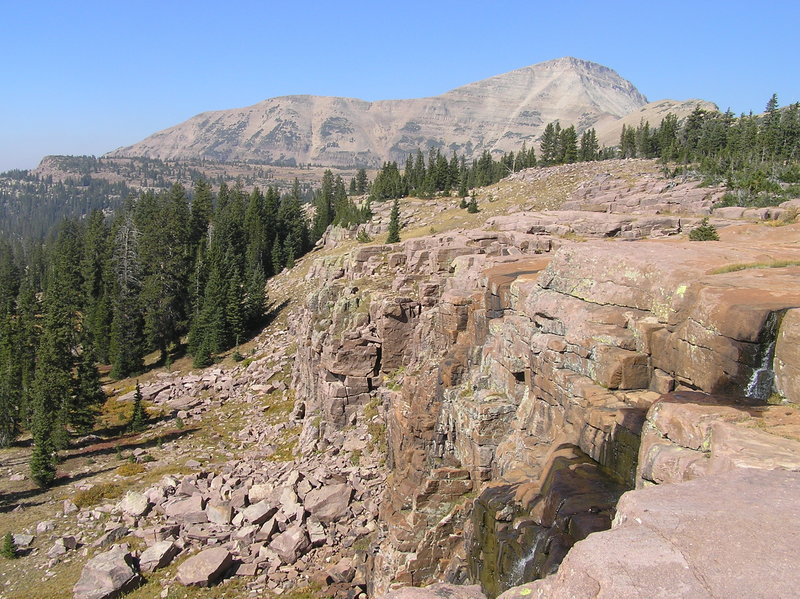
[107,57,647,167]
[290,169,800,598]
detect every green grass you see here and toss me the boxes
[710,260,800,275]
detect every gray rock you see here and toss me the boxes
[303,483,353,523]
[12,534,34,548]
[92,526,129,548]
[248,483,273,503]
[206,502,233,525]
[165,494,206,522]
[118,491,150,518]
[72,545,142,599]
[377,584,486,599]
[177,546,233,587]
[36,520,55,533]
[268,525,309,564]
[139,540,180,573]
[241,499,277,525]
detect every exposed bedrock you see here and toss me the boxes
[291,224,800,598]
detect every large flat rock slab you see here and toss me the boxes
[500,469,800,599]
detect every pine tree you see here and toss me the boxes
[1,532,17,559]
[560,125,578,163]
[68,344,104,435]
[540,122,561,165]
[467,195,479,213]
[189,179,213,250]
[138,185,191,364]
[129,383,146,432]
[312,170,334,241]
[386,199,401,243]
[29,433,56,487]
[355,168,368,194]
[579,129,599,161]
[109,214,144,379]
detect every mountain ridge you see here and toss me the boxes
[107,57,650,167]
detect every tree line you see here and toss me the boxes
[368,94,800,207]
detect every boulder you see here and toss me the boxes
[241,499,277,525]
[92,526,129,548]
[177,546,233,587]
[206,502,233,525]
[73,545,142,599]
[12,534,34,548]
[303,483,353,523]
[248,483,273,503]
[139,540,180,573]
[268,525,310,564]
[118,491,150,518]
[165,494,206,522]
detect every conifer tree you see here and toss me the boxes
[355,168,369,194]
[138,184,190,363]
[129,383,145,432]
[312,170,334,241]
[189,179,213,250]
[109,214,144,379]
[386,199,401,243]
[467,195,479,213]
[1,532,17,559]
[560,125,578,163]
[0,315,20,447]
[540,122,561,165]
[70,344,105,435]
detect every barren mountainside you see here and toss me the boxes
[107,57,648,167]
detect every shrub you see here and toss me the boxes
[356,229,372,243]
[116,463,145,477]
[73,483,123,508]
[689,217,720,241]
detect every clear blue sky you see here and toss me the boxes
[1,0,798,172]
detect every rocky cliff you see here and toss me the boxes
[289,162,800,598]
[107,57,647,166]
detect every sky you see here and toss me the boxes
[1,0,798,172]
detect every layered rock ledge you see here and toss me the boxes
[293,217,800,598]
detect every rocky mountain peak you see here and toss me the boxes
[107,57,649,167]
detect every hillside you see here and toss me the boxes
[2,160,800,599]
[107,57,649,167]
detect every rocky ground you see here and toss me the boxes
[0,267,385,599]
[2,159,800,599]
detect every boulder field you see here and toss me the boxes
[292,207,800,598]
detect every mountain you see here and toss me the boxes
[107,57,649,167]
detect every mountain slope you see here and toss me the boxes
[107,57,648,167]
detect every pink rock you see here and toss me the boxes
[177,546,233,587]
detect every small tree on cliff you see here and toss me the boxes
[689,217,720,241]
[386,199,401,243]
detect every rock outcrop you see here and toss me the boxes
[292,187,800,598]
